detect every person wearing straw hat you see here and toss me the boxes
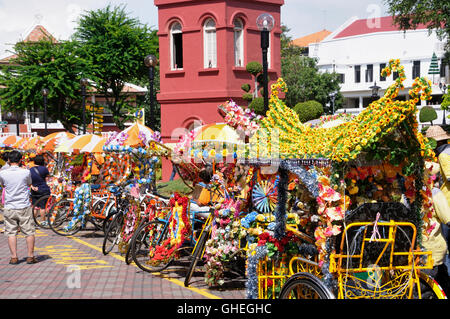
[426,125,450,157]
[425,125,450,294]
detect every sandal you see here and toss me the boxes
[9,258,19,264]
[26,256,38,264]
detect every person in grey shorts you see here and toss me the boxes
[0,150,37,264]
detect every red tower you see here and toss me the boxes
[155,0,284,180]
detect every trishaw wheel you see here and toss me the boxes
[89,200,107,230]
[184,225,209,287]
[47,199,81,236]
[125,241,133,265]
[102,205,117,235]
[131,220,172,273]
[279,273,335,299]
[102,212,124,255]
[414,272,447,299]
[32,194,55,229]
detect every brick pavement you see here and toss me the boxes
[0,225,246,299]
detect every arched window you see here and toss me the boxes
[233,18,244,67]
[203,18,217,68]
[170,22,183,70]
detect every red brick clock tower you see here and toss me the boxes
[154,0,284,180]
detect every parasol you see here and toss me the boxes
[54,134,104,153]
[21,136,44,151]
[0,135,24,147]
[42,132,76,151]
[80,137,107,153]
[191,123,243,145]
[105,123,157,147]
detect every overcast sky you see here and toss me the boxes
[0,0,390,58]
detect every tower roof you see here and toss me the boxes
[22,25,57,43]
[0,24,57,64]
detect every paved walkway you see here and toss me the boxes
[0,225,246,299]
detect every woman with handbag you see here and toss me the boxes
[29,155,51,226]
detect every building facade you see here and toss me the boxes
[309,16,449,123]
[155,0,284,180]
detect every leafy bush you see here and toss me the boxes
[293,100,324,122]
[419,106,437,124]
[249,97,265,115]
[246,61,262,76]
[242,93,253,102]
[241,83,251,93]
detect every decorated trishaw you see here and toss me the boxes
[100,123,172,263]
[237,59,446,299]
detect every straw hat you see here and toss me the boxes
[426,125,450,141]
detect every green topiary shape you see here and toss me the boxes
[248,97,265,115]
[419,106,437,124]
[246,61,263,76]
[242,93,253,102]
[293,100,324,123]
[241,83,251,93]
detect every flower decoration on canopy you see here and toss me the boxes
[249,60,435,163]
[219,100,261,137]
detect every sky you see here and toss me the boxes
[0,0,391,58]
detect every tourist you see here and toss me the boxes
[0,150,37,264]
[29,154,51,227]
[423,174,450,295]
[0,151,9,233]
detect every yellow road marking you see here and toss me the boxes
[67,235,222,299]
[36,244,114,270]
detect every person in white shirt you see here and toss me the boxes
[0,150,37,264]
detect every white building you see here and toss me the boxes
[309,15,449,124]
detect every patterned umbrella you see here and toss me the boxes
[12,136,31,149]
[42,132,76,151]
[0,135,24,147]
[105,123,158,147]
[54,134,104,153]
[21,136,45,151]
[191,123,243,145]
[80,137,107,153]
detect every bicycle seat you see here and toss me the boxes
[91,184,101,190]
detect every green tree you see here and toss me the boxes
[281,55,342,112]
[293,100,324,123]
[384,0,450,63]
[0,38,93,133]
[245,61,263,99]
[419,106,438,125]
[281,26,342,113]
[74,4,159,129]
[248,97,265,116]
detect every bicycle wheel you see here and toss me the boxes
[89,199,107,230]
[47,199,81,236]
[32,194,56,229]
[102,212,124,255]
[414,272,447,299]
[184,224,210,287]
[131,220,172,273]
[279,273,335,299]
[102,203,117,235]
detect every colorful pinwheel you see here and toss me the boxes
[252,178,278,213]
